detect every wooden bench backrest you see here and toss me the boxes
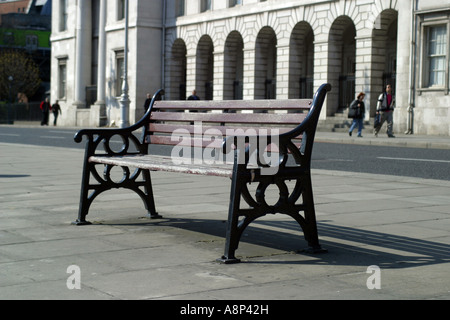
[146,99,313,149]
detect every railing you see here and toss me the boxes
[0,102,43,124]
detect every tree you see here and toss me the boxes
[0,50,41,102]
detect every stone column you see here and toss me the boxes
[119,0,130,128]
[185,51,197,99]
[355,34,374,121]
[242,46,255,100]
[73,0,91,108]
[93,0,107,126]
[276,43,290,100]
[313,39,330,120]
[213,50,224,100]
[395,4,413,134]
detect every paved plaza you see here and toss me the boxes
[0,132,449,300]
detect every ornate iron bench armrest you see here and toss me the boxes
[74,126,147,157]
[74,90,164,157]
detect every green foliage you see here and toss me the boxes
[0,50,41,101]
[0,28,51,48]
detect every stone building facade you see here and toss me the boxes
[50,0,450,135]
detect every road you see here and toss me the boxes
[1,125,450,181]
[312,142,450,181]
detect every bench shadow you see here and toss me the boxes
[0,174,31,178]
[101,217,450,268]
[254,220,450,268]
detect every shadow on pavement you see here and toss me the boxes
[90,216,450,268]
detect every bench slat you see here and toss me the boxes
[150,111,306,125]
[149,123,295,135]
[149,135,224,148]
[89,154,234,177]
[149,135,289,152]
[153,99,312,111]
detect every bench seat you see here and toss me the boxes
[89,154,235,177]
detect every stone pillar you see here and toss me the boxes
[186,50,197,99]
[313,39,329,120]
[355,34,374,121]
[276,43,290,100]
[93,0,107,126]
[73,0,91,108]
[242,46,255,100]
[395,4,413,134]
[213,50,224,100]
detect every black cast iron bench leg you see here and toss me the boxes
[218,161,243,264]
[73,163,161,225]
[300,174,327,253]
[142,169,162,219]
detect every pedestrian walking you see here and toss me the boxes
[52,100,62,126]
[40,97,51,126]
[374,84,395,138]
[348,92,365,137]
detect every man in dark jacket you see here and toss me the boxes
[187,90,200,100]
[40,97,51,126]
[52,100,62,126]
[143,93,151,112]
[374,84,395,138]
[348,92,365,137]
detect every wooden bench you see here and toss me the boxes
[73,83,331,263]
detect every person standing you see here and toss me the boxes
[374,84,395,138]
[143,93,151,112]
[40,97,51,126]
[52,100,62,126]
[187,90,200,100]
[348,92,365,137]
